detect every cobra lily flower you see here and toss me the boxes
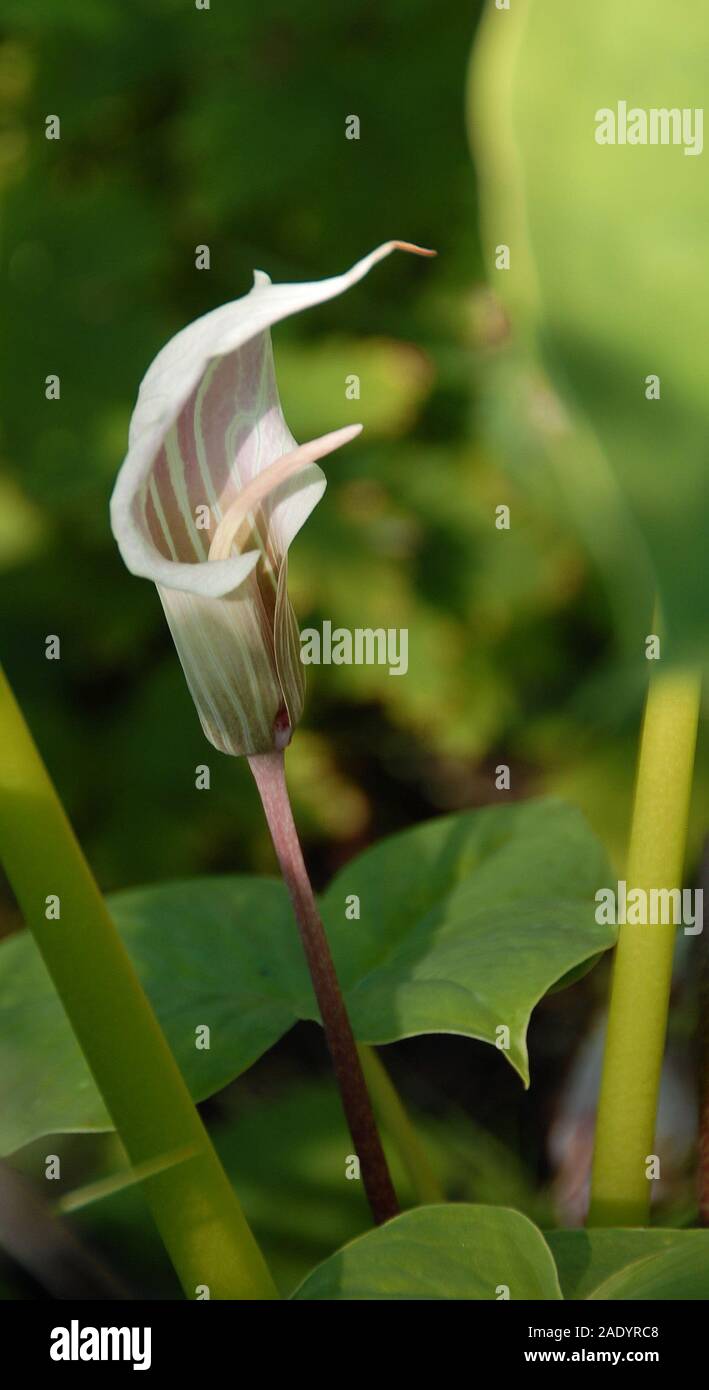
[111,239,435,1227]
[111,241,433,757]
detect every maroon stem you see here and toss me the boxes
[248,748,399,1226]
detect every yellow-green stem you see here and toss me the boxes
[357,1045,445,1206]
[588,667,701,1226]
[0,666,278,1300]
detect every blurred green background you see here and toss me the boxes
[0,0,706,1297]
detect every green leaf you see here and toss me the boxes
[0,799,614,1153]
[547,1229,709,1300]
[0,878,304,1153]
[470,0,709,663]
[292,1203,562,1300]
[319,798,613,1081]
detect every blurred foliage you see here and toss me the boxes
[470,0,709,667]
[4,1074,551,1298]
[0,0,706,1296]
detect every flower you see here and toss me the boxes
[111,241,433,756]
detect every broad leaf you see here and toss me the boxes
[0,878,303,1152]
[548,1229,709,1301]
[0,799,614,1152]
[470,0,709,664]
[292,1203,562,1300]
[319,799,612,1079]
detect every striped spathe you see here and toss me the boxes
[110,242,434,756]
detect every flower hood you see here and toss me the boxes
[110,241,433,756]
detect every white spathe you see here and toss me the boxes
[110,241,433,756]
